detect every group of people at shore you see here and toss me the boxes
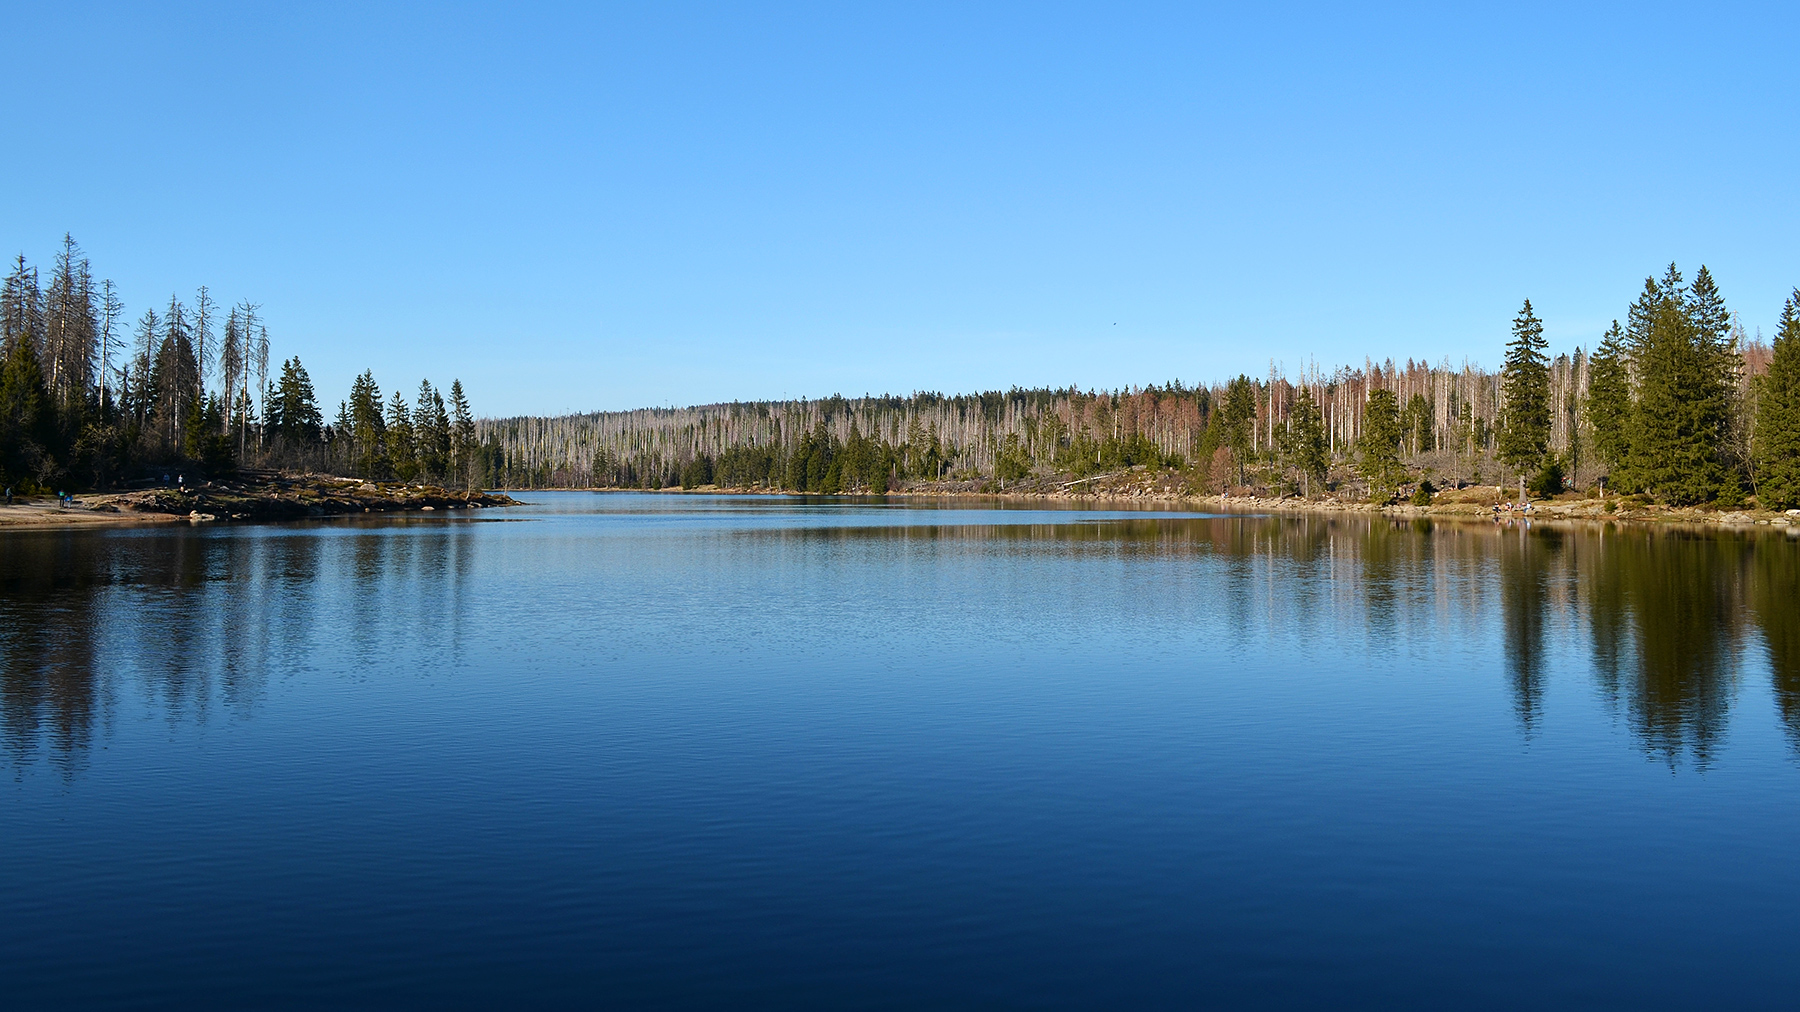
[1,488,79,508]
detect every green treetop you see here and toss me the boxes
[1753,291,1800,509]
[1219,375,1257,484]
[1628,292,1732,504]
[1358,387,1404,501]
[1497,299,1550,477]
[1284,385,1328,496]
[1586,320,1631,474]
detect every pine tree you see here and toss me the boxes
[98,278,124,416]
[129,308,159,431]
[1629,295,1731,504]
[43,234,97,419]
[1401,392,1434,455]
[269,357,322,444]
[0,336,54,484]
[386,389,417,481]
[220,309,242,436]
[1219,374,1257,484]
[414,380,450,481]
[1498,299,1550,479]
[1286,385,1328,496]
[154,296,197,447]
[191,286,216,399]
[1753,292,1800,509]
[1586,320,1631,475]
[348,371,387,477]
[448,379,477,487]
[1358,388,1403,501]
[1,256,43,357]
[1625,271,1672,365]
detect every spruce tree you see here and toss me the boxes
[1586,320,1631,474]
[1286,385,1328,495]
[1358,388,1403,501]
[386,389,418,482]
[0,337,53,484]
[348,371,386,477]
[1689,266,1744,481]
[1753,292,1800,509]
[414,380,449,481]
[1497,299,1550,479]
[270,357,322,444]
[1629,296,1731,504]
[1219,375,1257,484]
[43,234,97,418]
[448,379,477,487]
[1626,271,1671,360]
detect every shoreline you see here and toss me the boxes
[530,479,1800,531]
[7,473,1793,533]
[0,474,522,530]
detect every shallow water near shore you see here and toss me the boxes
[3,492,1799,1009]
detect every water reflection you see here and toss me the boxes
[1497,526,1558,734]
[1755,539,1800,750]
[0,521,478,774]
[1,507,1796,773]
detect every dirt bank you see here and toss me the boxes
[603,468,1800,530]
[0,473,521,530]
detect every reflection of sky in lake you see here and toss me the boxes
[3,493,1798,1007]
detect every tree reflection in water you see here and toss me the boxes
[0,521,478,776]
[1,510,1795,773]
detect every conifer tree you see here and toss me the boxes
[191,286,215,398]
[1629,294,1731,503]
[43,234,97,418]
[1753,292,1800,509]
[386,389,418,481]
[154,296,198,446]
[1498,299,1550,479]
[1358,388,1403,501]
[1219,375,1257,484]
[1401,392,1434,455]
[1625,271,1672,362]
[1,256,42,356]
[448,379,477,487]
[1285,385,1328,496]
[348,371,387,477]
[414,380,450,481]
[269,357,322,444]
[1586,320,1631,474]
[0,336,53,484]
[98,278,124,415]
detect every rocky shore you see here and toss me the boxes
[0,472,521,529]
[664,467,1800,530]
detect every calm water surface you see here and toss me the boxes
[3,493,1799,1009]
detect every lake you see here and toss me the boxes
[3,493,1798,1009]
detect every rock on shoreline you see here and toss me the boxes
[0,473,521,527]
[612,468,1800,529]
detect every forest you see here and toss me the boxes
[6,239,1799,510]
[0,235,499,492]
[481,263,1800,510]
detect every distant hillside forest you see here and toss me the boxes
[0,235,501,491]
[481,263,1800,509]
[6,242,1799,510]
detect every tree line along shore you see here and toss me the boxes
[0,235,522,500]
[483,263,1799,517]
[4,239,1799,523]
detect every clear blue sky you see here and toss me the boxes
[7,3,1799,416]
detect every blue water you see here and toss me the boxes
[3,493,1798,1008]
